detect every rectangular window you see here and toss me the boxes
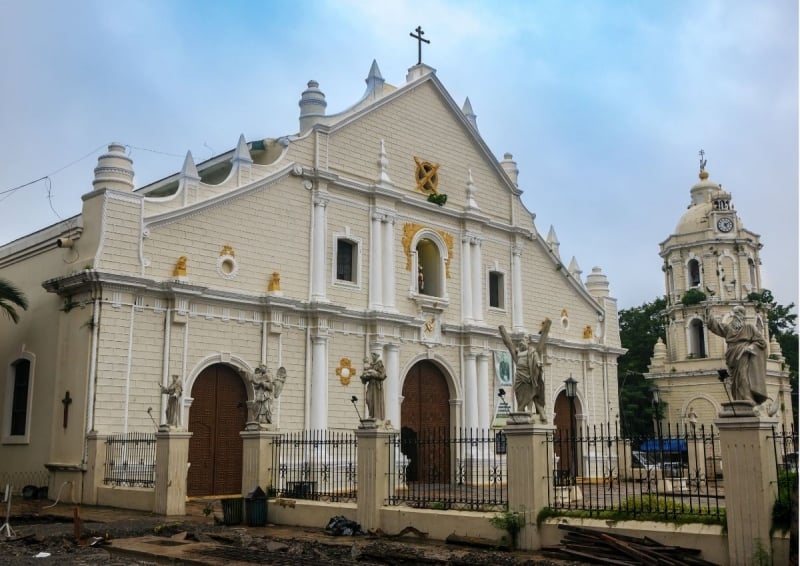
[489,271,504,308]
[336,239,356,282]
[10,360,31,436]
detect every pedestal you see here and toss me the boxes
[355,423,394,531]
[82,432,107,505]
[715,401,778,565]
[503,421,554,550]
[240,429,282,497]
[154,430,192,516]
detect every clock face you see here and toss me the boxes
[717,217,734,233]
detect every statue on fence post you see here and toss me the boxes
[360,353,386,421]
[160,374,183,430]
[499,318,552,423]
[705,306,768,404]
[244,364,287,428]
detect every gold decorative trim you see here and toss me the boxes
[220,244,235,257]
[414,156,440,194]
[336,358,355,386]
[173,256,188,277]
[402,223,453,278]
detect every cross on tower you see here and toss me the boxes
[409,26,430,65]
[698,149,707,172]
[61,391,72,429]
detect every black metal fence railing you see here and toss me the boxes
[770,424,797,521]
[546,422,723,522]
[387,427,508,512]
[103,432,157,488]
[272,429,357,502]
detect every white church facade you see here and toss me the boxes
[0,60,623,499]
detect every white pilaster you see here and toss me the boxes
[471,239,483,323]
[511,244,524,332]
[310,335,328,430]
[464,352,479,430]
[369,212,383,309]
[311,196,328,302]
[384,344,400,427]
[381,216,396,311]
[477,353,490,429]
[461,236,473,322]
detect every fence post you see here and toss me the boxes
[154,430,192,515]
[355,421,393,531]
[503,416,554,550]
[82,432,107,505]
[240,429,282,496]
[715,401,778,564]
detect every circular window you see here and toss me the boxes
[216,255,239,280]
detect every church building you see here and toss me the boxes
[0,56,623,500]
[646,161,793,432]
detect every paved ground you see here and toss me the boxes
[0,497,579,565]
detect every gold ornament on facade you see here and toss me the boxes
[401,223,453,278]
[583,325,593,339]
[414,156,440,194]
[268,272,281,292]
[173,256,188,277]
[220,244,235,257]
[336,358,355,386]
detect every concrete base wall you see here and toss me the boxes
[266,499,357,529]
[96,486,155,512]
[266,498,505,541]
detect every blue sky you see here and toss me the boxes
[1,0,796,310]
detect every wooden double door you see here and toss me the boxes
[400,360,451,482]
[187,364,247,496]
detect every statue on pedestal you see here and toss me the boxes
[360,353,386,421]
[161,374,183,429]
[244,364,287,427]
[706,306,768,404]
[499,319,552,423]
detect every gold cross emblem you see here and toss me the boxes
[414,157,440,194]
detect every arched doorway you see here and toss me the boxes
[553,391,580,483]
[187,364,247,496]
[401,360,450,482]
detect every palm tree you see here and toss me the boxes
[0,279,29,323]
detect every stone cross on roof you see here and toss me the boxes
[409,26,430,65]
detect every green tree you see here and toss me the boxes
[747,289,797,337]
[0,279,28,324]
[617,297,667,438]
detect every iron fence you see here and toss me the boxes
[770,424,797,510]
[546,422,723,522]
[272,429,357,502]
[387,427,508,511]
[103,432,157,488]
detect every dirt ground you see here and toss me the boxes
[0,498,582,565]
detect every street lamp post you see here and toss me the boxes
[564,375,578,484]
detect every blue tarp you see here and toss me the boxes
[639,438,687,452]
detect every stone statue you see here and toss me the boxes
[705,306,768,404]
[499,319,552,422]
[161,374,183,429]
[246,364,287,426]
[360,353,386,421]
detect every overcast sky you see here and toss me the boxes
[1,0,796,310]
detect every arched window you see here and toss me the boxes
[688,319,706,358]
[688,259,701,288]
[416,239,442,297]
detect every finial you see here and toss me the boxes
[378,139,392,185]
[698,149,709,180]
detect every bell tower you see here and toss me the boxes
[646,154,792,431]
